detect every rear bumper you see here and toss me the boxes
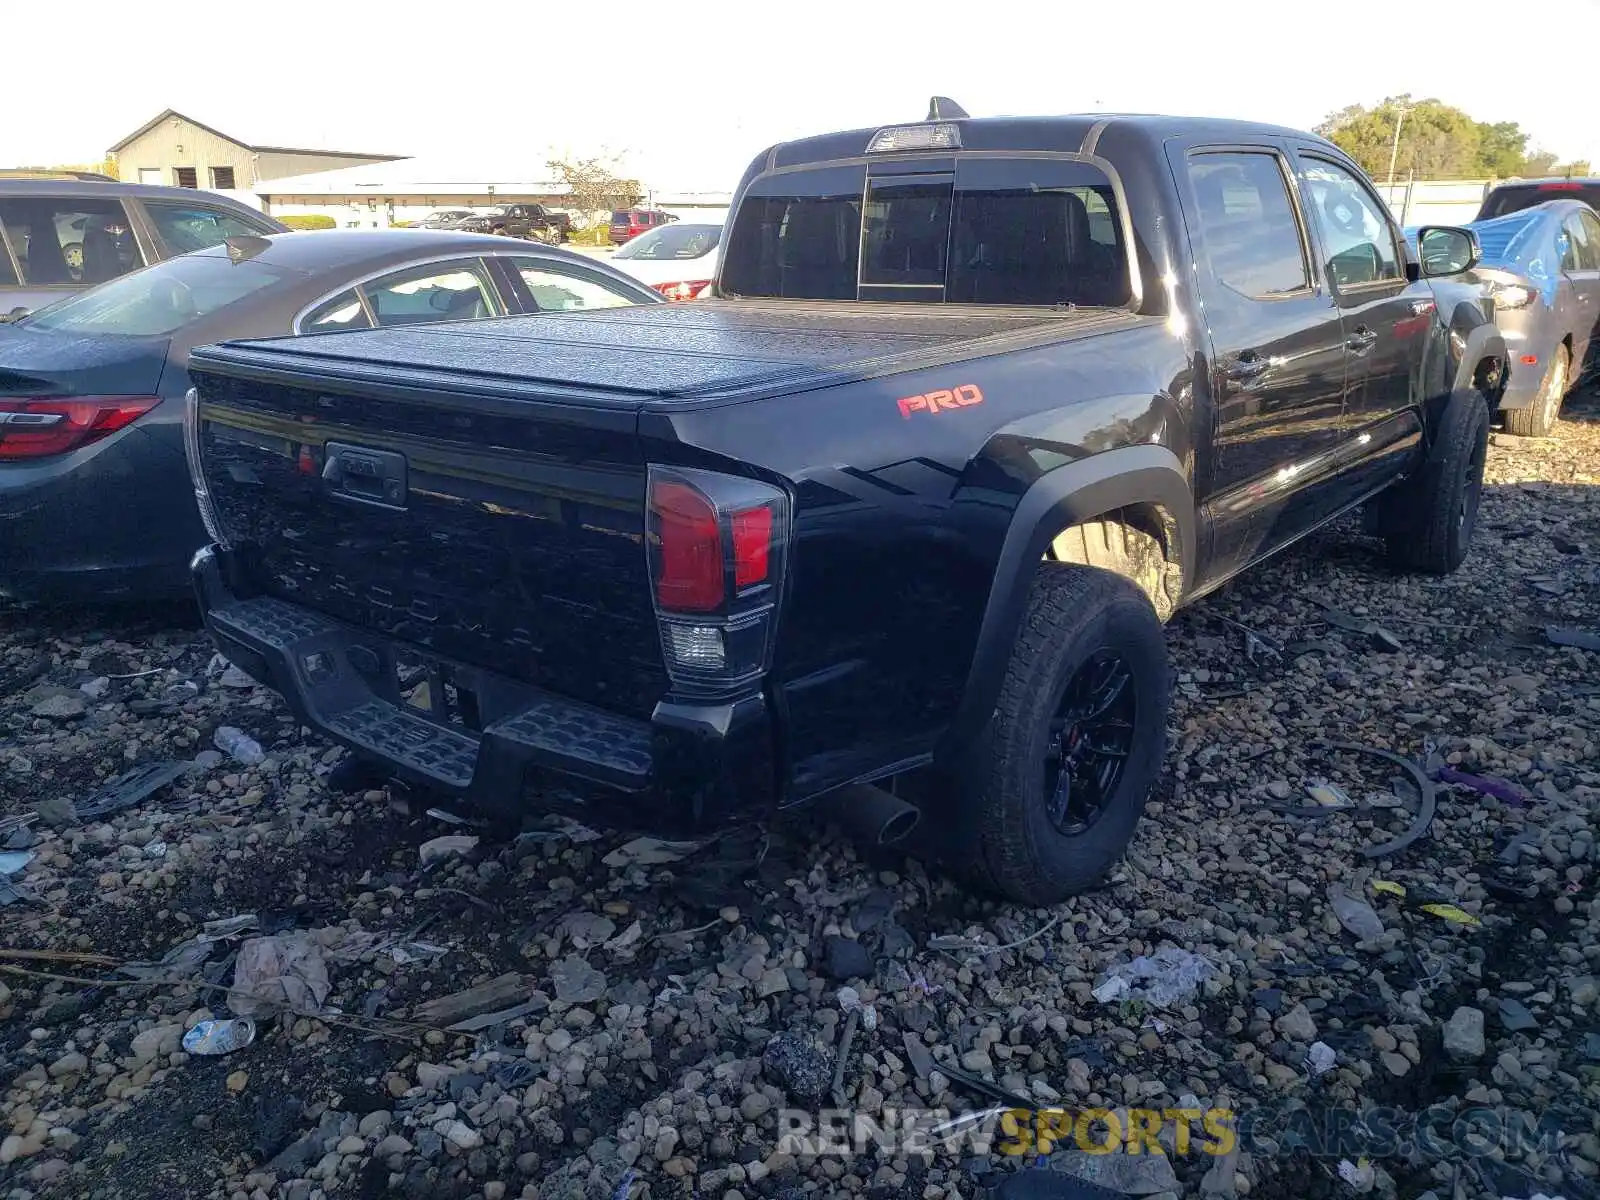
[193,547,779,837]
[0,425,199,603]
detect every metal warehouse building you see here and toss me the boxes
[255,158,732,229]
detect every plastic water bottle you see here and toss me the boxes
[213,726,264,766]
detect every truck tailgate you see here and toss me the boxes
[187,302,1067,718]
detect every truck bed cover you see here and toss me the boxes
[191,299,1134,406]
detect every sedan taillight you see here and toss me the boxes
[652,280,713,302]
[0,397,160,460]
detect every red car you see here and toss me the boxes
[609,208,677,245]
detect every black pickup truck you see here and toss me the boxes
[453,204,570,243]
[183,103,1504,904]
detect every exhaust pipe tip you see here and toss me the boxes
[823,783,920,848]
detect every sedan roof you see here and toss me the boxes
[190,228,592,273]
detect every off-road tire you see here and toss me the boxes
[952,566,1168,906]
[1379,389,1490,574]
[1502,344,1569,438]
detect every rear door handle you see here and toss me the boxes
[1226,354,1272,382]
[1346,327,1378,354]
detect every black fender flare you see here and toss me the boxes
[945,443,1196,757]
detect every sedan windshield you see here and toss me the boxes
[22,249,294,335]
[612,224,721,261]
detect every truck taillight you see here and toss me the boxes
[646,465,789,693]
[0,396,159,460]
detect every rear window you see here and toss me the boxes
[612,224,721,260]
[720,158,1130,306]
[21,249,290,335]
[1479,183,1600,220]
[611,210,635,224]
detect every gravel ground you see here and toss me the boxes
[2,389,1598,1200]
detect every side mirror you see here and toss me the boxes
[1416,226,1481,277]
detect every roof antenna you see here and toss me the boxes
[927,96,969,121]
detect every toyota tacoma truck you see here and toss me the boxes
[183,102,1504,904]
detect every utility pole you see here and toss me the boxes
[1386,104,1412,187]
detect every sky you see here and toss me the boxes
[4,0,1597,193]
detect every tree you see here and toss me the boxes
[545,156,642,230]
[1315,96,1577,180]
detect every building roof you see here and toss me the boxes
[108,109,404,162]
[254,155,572,197]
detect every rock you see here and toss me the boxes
[419,835,478,866]
[1442,1007,1486,1060]
[358,1111,392,1138]
[1380,1052,1411,1077]
[193,750,224,770]
[550,957,607,1004]
[48,1051,88,1078]
[1497,998,1538,1032]
[34,794,78,829]
[439,1120,481,1151]
[545,1028,574,1055]
[0,1133,46,1165]
[1568,976,1598,1006]
[757,968,791,997]
[373,1134,413,1160]
[852,889,895,931]
[226,1070,249,1094]
[1274,1004,1317,1042]
[762,1033,834,1103]
[32,693,86,721]
[740,1092,773,1121]
[823,935,873,981]
[336,1135,366,1155]
[130,1023,183,1064]
[902,1032,936,1080]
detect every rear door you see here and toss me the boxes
[1172,141,1350,580]
[1564,209,1600,377]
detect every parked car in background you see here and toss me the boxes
[452,204,570,243]
[0,230,659,603]
[1,179,285,318]
[609,223,721,299]
[1413,200,1600,436]
[609,208,677,244]
[415,209,475,229]
[182,106,1500,905]
[1477,178,1600,221]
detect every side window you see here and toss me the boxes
[143,202,275,256]
[1298,157,1403,288]
[0,197,144,286]
[1186,152,1310,298]
[1565,213,1600,271]
[300,288,371,332]
[1583,212,1600,269]
[0,234,17,287]
[511,259,638,311]
[362,262,498,327]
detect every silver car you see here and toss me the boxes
[1452,200,1600,436]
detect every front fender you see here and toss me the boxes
[945,443,1195,758]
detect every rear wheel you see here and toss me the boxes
[1502,344,1569,438]
[951,566,1168,906]
[1378,389,1490,574]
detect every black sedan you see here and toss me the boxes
[0,229,661,603]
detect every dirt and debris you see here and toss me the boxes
[1,390,1598,1198]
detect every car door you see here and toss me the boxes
[1289,150,1432,457]
[1172,143,1352,581]
[1564,209,1600,377]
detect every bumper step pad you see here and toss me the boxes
[207,595,649,796]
